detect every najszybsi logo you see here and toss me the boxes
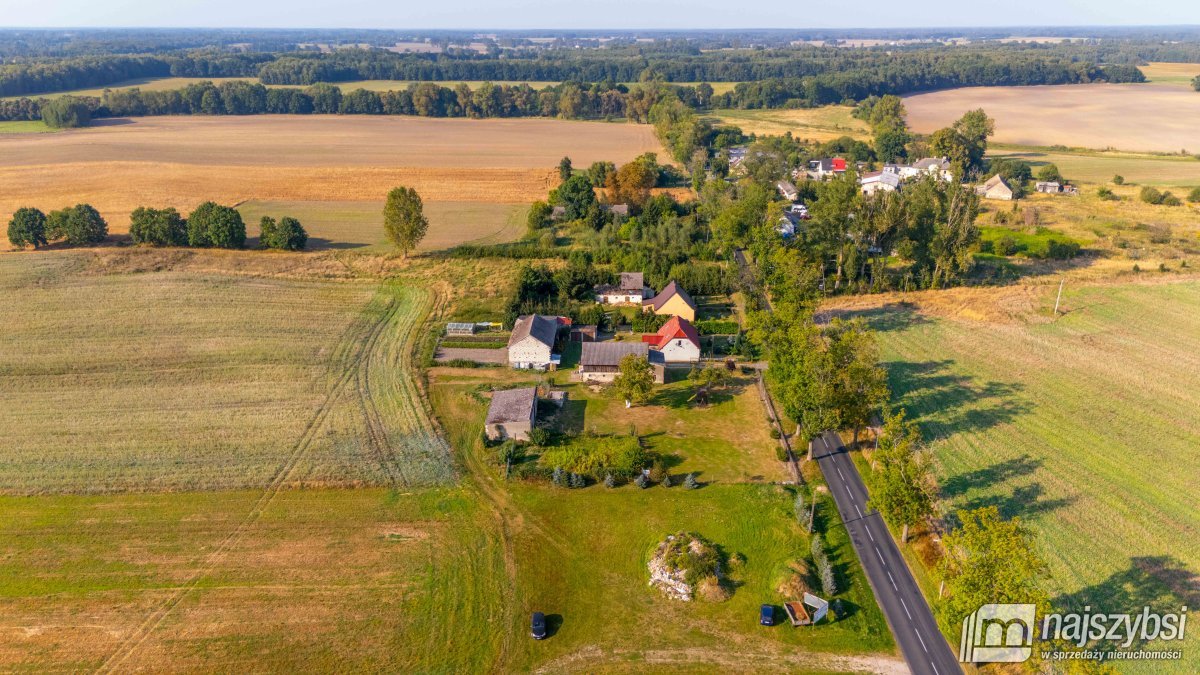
[959,603,1037,663]
[959,603,1189,664]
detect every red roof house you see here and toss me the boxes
[641,316,702,364]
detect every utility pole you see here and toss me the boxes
[1053,277,1066,316]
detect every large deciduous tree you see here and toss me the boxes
[383,186,429,257]
[40,96,91,128]
[129,206,187,246]
[611,354,655,406]
[7,207,48,249]
[869,409,936,543]
[187,202,246,249]
[47,204,107,245]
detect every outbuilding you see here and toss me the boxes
[484,387,538,442]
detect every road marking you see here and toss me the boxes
[845,485,853,498]
[931,662,940,675]
[875,546,886,567]
[901,597,912,619]
[865,524,875,542]
[837,466,845,480]
[915,629,929,653]
[887,570,897,590]
[855,504,863,518]
[821,437,829,450]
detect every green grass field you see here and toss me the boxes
[709,106,870,141]
[0,252,451,493]
[0,120,54,134]
[991,144,1200,188]
[237,200,528,251]
[863,280,1200,670]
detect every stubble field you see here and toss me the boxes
[904,82,1200,153]
[0,115,663,250]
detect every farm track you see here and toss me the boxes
[93,287,410,674]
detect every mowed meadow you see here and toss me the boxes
[0,115,664,250]
[0,252,452,492]
[853,280,1200,670]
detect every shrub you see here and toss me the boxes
[539,436,647,479]
[129,206,187,246]
[444,358,480,368]
[684,472,698,489]
[695,319,739,335]
[40,96,90,128]
[1096,186,1118,201]
[634,473,649,489]
[1139,186,1164,205]
[551,466,565,487]
[1188,187,1200,203]
[260,215,308,250]
[1161,192,1182,207]
[604,472,616,488]
[994,234,1019,256]
[569,472,585,488]
[527,427,551,447]
[7,207,48,249]
[1112,174,1125,185]
[662,473,673,488]
[1026,237,1081,260]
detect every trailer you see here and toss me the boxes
[784,601,810,626]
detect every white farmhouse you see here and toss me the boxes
[507,314,560,370]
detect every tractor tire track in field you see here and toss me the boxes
[354,295,408,487]
[93,289,403,675]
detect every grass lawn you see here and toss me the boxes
[427,369,898,671]
[858,280,1200,671]
[709,106,870,142]
[990,144,1200,188]
[0,120,54,134]
[0,252,451,493]
[236,199,528,252]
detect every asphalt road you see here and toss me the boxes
[814,431,962,675]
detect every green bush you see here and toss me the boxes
[1096,186,1119,201]
[1189,187,1200,203]
[47,204,107,245]
[187,202,246,249]
[695,319,739,335]
[994,235,1019,256]
[1112,174,1125,185]
[40,96,91,128]
[1026,237,1081,260]
[260,215,308,250]
[539,436,647,479]
[1139,186,1164,205]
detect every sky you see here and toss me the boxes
[0,0,1197,30]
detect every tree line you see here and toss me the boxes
[7,202,307,251]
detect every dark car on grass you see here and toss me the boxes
[760,604,775,626]
[531,611,547,639]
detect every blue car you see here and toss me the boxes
[531,611,547,639]
[760,604,775,626]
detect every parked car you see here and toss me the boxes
[760,604,775,626]
[531,611,547,639]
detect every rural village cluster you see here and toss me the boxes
[2,22,1197,675]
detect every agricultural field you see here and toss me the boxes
[989,145,1200,188]
[709,105,870,142]
[0,77,266,101]
[0,251,452,493]
[1138,61,1200,87]
[0,487,509,672]
[839,279,1200,671]
[904,82,1200,153]
[237,199,528,251]
[0,115,662,250]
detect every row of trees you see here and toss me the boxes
[7,204,107,248]
[8,202,308,251]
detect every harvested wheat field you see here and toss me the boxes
[0,115,663,249]
[905,83,1200,153]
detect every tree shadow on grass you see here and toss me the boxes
[886,360,1031,439]
[1051,556,1199,650]
[947,482,1076,527]
[940,454,1043,500]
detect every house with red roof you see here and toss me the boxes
[641,316,701,364]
